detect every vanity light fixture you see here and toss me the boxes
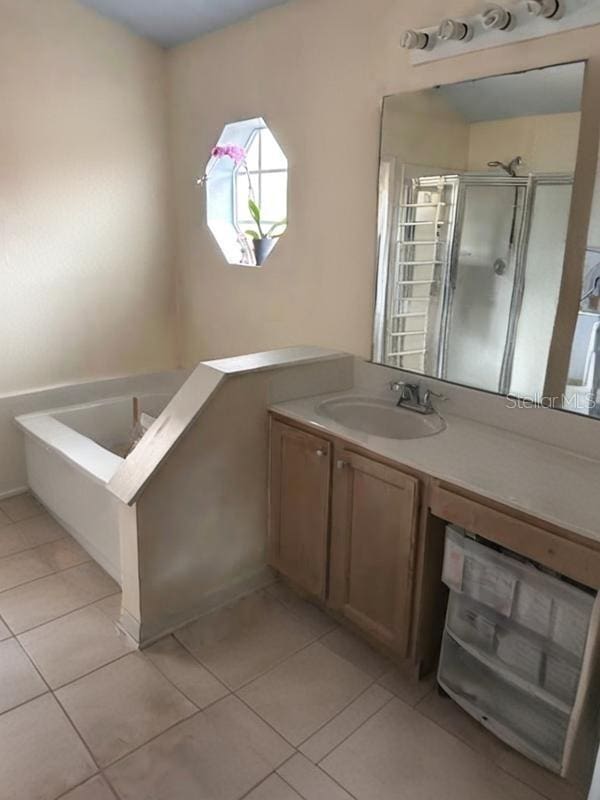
[405,0,597,64]
[438,18,474,42]
[400,29,434,50]
[481,4,515,30]
[525,0,563,19]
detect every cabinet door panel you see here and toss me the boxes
[330,451,419,655]
[268,420,331,598]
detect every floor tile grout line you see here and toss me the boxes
[233,688,307,750]
[159,634,317,750]
[52,688,108,773]
[163,625,313,752]
[97,676,258,777]
[294,678,380,751]
[5,586,120,637]
[276,771,309,800]
[48,651,208,780]
[0,551,93,595]
[0,530,87,561]
[0,594,127,717]
[231,662,378,752]
[169,583,339,691]
[2,630,61,708]
[409,689,566,800]
[143,645,230,710]
[173,622,323,694]
[237,773,279,800]
[0,532,69,563]
[309,761,361,800]
[52,770,106,800]
[97,770,121,800]
[55,653,238,777]
[0,550,106,599]
[167,587,561,799]
[317,698,400,771]
[263,583,339,637]
[276,753,361,800]
[3,571,573,800]
[97,707,204,773]
[235,754,304,800]
[309,691,398,766]
[0,687,49,719]
[170,602,391,752]
[7,630,104,776]
[27,648,136,698]
[494,766,560,800]
[0,504,45,526]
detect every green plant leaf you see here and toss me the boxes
[266,220,287,237]
[244,229,260,240]
[247,199,265,237]
[248,199,261,224]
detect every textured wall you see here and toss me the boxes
[167,0,600,367]
[1,0,178,395]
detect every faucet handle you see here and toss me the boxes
[389,381,405,392]
[423,388,446,407]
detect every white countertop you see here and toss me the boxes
[271,390,600,545]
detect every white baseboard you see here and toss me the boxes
[0,485,29,501]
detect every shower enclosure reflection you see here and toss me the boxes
[373,61,600,417]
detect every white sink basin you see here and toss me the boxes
[317,395,445,440]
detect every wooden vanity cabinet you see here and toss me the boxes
[268,415,421,658]
[267,418,332,599]
[328,449,420,658]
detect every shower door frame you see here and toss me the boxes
[436,172,573,393]
[374,169,573,396]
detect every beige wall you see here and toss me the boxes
[381,92,469,170]
[168,0,600,366]
[468,112,581,172]
[382,97,580,174]
[1,0,178,395]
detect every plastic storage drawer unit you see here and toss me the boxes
[438,525,597,776]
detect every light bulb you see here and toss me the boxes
[481,4,513,30]
[438,18,473,42]
[400,29,432,50]
[525,0,563,19]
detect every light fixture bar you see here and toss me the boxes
[402,0,599,65]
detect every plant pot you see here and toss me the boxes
[253,237,276,266]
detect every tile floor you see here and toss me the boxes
[0,493,588,800]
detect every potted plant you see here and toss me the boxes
[244,199,286,265]
[198,142,287,266]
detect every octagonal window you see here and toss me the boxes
[200,117,288,267]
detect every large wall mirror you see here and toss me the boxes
[373,61,600,419]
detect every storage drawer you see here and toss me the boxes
[438,633,569,772]
[446,592,582,706]
[442,526,595,661]
[430,484,600,589]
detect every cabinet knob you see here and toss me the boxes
[315,448,327,457]
[336,460,348,469]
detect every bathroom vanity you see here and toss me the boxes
[267,394,600,673]
[267,388,600,782]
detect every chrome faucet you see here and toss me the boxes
[390,381,444,415]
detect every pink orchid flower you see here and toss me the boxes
[211,144,247,164]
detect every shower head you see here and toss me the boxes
[487,160,509,174]
[487,156,523,177]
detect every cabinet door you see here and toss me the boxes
[268,419,331,599]
[329,450,420,656]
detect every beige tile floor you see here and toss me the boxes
[0,493,588,800]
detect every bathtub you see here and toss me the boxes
[15,393,173,584]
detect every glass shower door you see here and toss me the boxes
[443,183,525,392]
